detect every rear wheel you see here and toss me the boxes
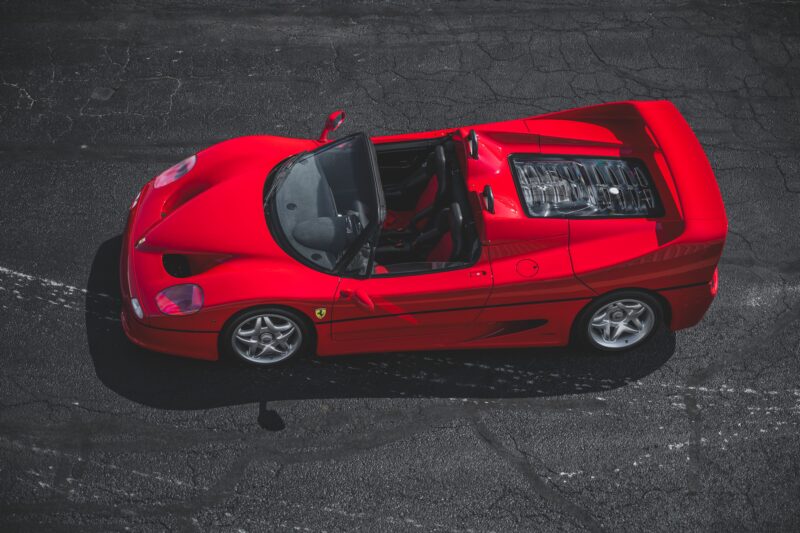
[575,291,663,352]
[221,307,313,366]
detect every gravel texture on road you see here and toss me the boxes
[1,1,799,531]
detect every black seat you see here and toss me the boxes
[382,151,436,200]
[411,206,450,252]
[410,202,464,263]
[383,145,449,235]
[411,145,448,232]
[447,202,464,261]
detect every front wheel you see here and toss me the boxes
[574,291,664,352]
[221,307,313,366]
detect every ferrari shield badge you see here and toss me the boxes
[314,307,327,320]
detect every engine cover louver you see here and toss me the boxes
[510,156,662,218]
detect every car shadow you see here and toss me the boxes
[86,236,676,410]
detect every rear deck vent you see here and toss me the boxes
[509,155,663,218]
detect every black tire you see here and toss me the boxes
[573,290,665,353]
[220,306,314,366]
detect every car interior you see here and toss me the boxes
[271,135,379,273]
[371,136,480,275]
[270,133,480,277]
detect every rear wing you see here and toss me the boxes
[528,100,727,225]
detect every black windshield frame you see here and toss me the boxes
[264,133,385,278]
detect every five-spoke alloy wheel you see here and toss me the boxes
[222,307,312,366]
[575,291,663,352]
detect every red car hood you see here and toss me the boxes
[123,135,322,325]
[137,135,317,258]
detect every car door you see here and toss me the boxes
[330,250,493,352]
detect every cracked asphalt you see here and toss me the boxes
[1,0,800,531]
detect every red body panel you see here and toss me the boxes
[121,307,218,360]
[324,249,493,354]
[120,100,727,361]
[527,102,727,296]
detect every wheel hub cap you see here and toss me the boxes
[588,298,655,349]
[232,314,302,364]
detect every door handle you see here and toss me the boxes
[353,289,375,312]
[470,270,487,278]
[338,288,375,312]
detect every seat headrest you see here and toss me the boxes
[434,145,447,193]
[448,202,465,261]
[449,202,463,231]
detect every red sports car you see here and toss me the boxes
[120,101,727,366]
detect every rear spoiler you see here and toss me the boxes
[528,100,727,224]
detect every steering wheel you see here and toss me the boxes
[344,211,364,240]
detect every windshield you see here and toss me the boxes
[265,133,384,274]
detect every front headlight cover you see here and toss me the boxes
[153,155,197,189]
[155,284,204,315]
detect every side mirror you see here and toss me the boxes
[318,110,346,143]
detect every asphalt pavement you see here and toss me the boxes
[1,1,799,531]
